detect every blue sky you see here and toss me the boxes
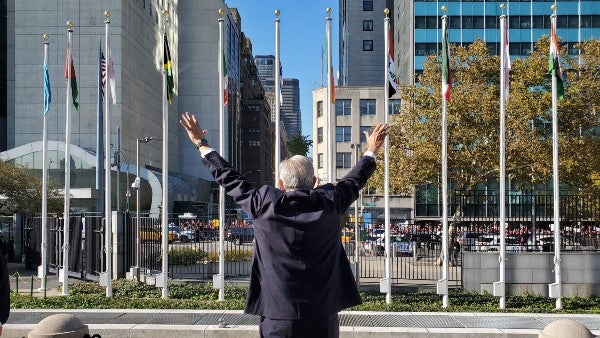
[225,0,339,138]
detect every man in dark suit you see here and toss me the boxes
[0,249,10,336]
[180,112,389,338]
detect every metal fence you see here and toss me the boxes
[7,189,599,287]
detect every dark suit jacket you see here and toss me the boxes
[202,151,376,320]
[0,254,9,325]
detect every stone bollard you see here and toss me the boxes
[539,319,595,338]
[28,314,89,338]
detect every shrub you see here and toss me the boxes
[168,248,208,265]
[206,249,253,262]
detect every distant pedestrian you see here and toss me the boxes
[0,249,10,336]
[450,239,461,266]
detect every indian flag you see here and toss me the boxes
[441,17,452,102]
[548,16,564,100]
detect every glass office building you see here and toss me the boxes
[396,0,600,84]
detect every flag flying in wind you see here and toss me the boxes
[441,17,452,102]
[44,62,51,115]
[65,40,79,111]
[108,49,116,105]
[101,52,106,100]
[163,33,174,105]
[548,16,564,100]
[222,50,228,107]
[503,21,511,102]
[387,20,397,98]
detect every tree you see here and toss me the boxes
[370,39,600,198]
[286,134,313,157]
[0,160,62,214]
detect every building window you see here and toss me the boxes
[388,99,401,114]
[317,153,323,169]
[363,1,373,11]
[336,153,352,169]
[360,99,376,116]
[317,127,323,143]
[335,99,351,116]
[336,126,351,143]
[317,100,323,117]
[363,20,373,31]
[363,40,373,51]
[360,126,372,143]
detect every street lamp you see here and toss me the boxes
[133,136,154,270]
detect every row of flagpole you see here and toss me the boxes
[38,9,172,298]
[38,5,567,308]
[435,4,565,310]
[319,4,565,309]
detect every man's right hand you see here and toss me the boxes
[364,123,390,154]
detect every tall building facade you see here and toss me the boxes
[240,34,274,186]
[281,78,301,138]
[395,0,600,85]
[3,0,244,213]
[0,0,7,151]
[339,0,394,86]
[177,1,241,181]
[312,86,411,220]
[255,54,276,92]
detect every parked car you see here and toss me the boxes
[392,236,414,256]
[178,228,196,242]
[226,227,254,245]
[140,226,160,241]
[402,233,442,250]
[341,230,354,243]
[458,232,486,251]
[167,225,181,243]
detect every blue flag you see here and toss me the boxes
[43,63,51,115]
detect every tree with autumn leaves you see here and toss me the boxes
[370,38,600,200]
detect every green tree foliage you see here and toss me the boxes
[286,134,313,157]
[372,38,600,196]
[0,160,62,214]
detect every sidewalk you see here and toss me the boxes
[5,309,600,337]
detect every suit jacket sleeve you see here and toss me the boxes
[201,151,267,218]
[0,255,9,324]
[333,155,376,212]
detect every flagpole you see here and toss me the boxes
[40,34,49,292]
[61,21,74,296]
[103,10,113,298]
[161,9,170,300]
[549,6,562,310]
[217,8,226,301]
[96,37,104,216]
[495,9,508,310]
[437,8,449,308]
[326,7,334,183]
[382,9,392,305]
[274,10,281,185]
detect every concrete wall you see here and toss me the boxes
[463,252,600,297]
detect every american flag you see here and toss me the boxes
[101,52,107,100]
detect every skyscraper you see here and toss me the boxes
[0,0,7,151]
[339,0,394,86]
[281,78,301,138]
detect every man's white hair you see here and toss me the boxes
[279,155,314,191]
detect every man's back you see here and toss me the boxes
[245,184,362,319]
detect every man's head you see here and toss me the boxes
[278,155,316,191]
